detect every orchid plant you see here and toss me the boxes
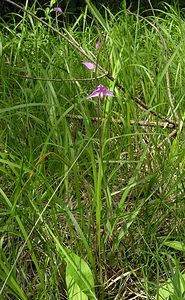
[53,7,63,31]
[87,84,114,99]
[82,58,114,153]
[86,82,114,164]
[84,76,114,266]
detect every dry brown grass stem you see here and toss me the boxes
[66,113,176,129]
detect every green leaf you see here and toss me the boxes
[47,227,97,300]
[156,277,174,300]
[0,40,2,57]
[64,250,96,300]
[65,207,95,271]
[156,273,185,300]
[169,138,179,163]
[66,272,88,300]
[85,0,109,32]
[0,258,27,300]
[164,241,185,252]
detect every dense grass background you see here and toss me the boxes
[0,1,185,299]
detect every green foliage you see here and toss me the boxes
[48,227,97,300]
[155,241,185,299]
[156,258,185,300]
[156,273,185,300]
[164,241,185,252]
[0,1,184,299]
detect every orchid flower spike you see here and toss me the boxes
[96,35,106,49]
[87,84,114,99]
[54,7,63,14]
[95,40,101,49]
[82,62,96,70]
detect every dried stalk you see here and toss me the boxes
[66,113,175,129]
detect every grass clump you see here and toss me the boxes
[0,1,184,299]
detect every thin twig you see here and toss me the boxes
[134,96,176,125]
[157,129,177,148]
[66,113,175,129]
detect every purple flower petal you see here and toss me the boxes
[54,7,63,14]
[82,62,95,70]
[87,84,114,99]
[96,40,101,49]
[96,36,106,49]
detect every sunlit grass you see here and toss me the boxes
[0,1,185,299]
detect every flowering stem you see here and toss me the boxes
[95,96,103,281]
[55,13,59,31]
[87,85,113,278]
[97,96,102,163]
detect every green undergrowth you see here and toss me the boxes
[0,1,184,299]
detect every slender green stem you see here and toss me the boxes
[97,96,103,163]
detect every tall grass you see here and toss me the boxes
[0,1,185,299]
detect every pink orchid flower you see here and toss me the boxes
[95,40,101,49]
[54,7,63,14]
[95,35,106,49]
[82,62,96,70]
[87,84,114,99]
